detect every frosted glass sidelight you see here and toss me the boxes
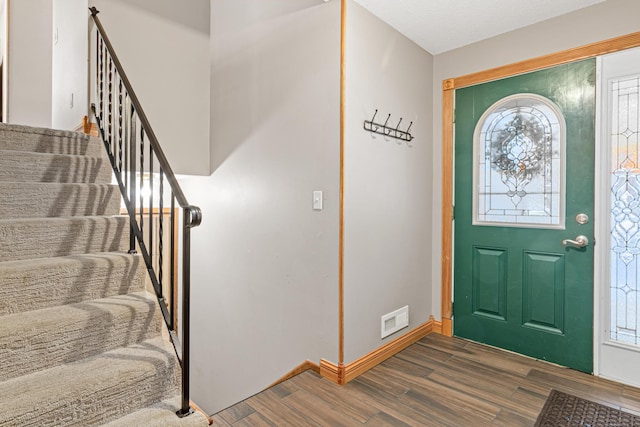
[609,75,640,345]
[473,94,565,228]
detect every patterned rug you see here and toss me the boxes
[535,390,640,426]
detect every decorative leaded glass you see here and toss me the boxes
[473,94,565,228]
[609,75,640,345]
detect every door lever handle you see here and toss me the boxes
[562,235,589,248]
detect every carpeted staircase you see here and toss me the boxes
[0,123,208,426]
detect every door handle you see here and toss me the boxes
[562,235,589,248]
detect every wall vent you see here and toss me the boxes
[381,305,409,339]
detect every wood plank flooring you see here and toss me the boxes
[211,334,640,426]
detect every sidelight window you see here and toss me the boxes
[609,75,640,345]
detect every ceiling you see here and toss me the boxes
[351,0,606,55]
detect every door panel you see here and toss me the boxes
[522,251,564,334]
[454,59,596,372]
[472,246,507,321]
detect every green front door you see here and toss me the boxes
[453,59,596,372]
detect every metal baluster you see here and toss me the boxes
[123,95,129,203]
[99,37,105,130]
[139,127,145,237]
[95,34,98,119]
[108,57,114,165]
[170,194,176,331]
[129,105,137,254]
[149,147,154,263]
[179,207,193,417]
[118,77,124,175]
[122,93,131,198]
[158,170,164,305]
[149,150,153,259]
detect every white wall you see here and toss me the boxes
[52,0,88,130]
[88,0,210,176]
[431,0,640,319]
[0,0,7,121]
[0,0,5,62]
[343,0,433,363]
[6,0,53,127]
[183,0,340,414]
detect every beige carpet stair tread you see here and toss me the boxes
[0,123,102,156]
[0,150,112,184]
[0,215,129,261]
[0,252,146,315]
[0,122,88,139]
[0,291,164,381]
[0,123,188,427]
[0,335,180,427]
[101,397,209,427]
[0,182,121,218]
[0,129,103,157]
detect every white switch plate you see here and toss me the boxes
[313,190,323,210]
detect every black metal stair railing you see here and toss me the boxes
[89,7,201,418]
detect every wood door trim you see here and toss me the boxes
[440,88,454,337]
[338,0,346,369]
[445,32,640,91]
[441,31,640,337]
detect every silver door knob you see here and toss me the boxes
[562,235,589,248]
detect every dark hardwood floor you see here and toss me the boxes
[211,334,640,426]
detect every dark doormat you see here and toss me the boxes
[535,389,640,426]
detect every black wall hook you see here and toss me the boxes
[364,109,414,142]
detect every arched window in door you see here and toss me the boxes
[473,93,566,228]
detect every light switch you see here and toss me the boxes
[313,190,323,210]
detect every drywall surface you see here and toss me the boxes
[88,0,210,175]
[343,0,433,363]
[183,0,340,414]
[0,1,5,61]
[7,0,53,127]
[431,0,640,319]
[0,0,6,120]
[52,0,88,130]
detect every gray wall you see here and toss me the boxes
[52,0,88,130]
[431,0,640,319]
[183,0,340,414]
[88,0,211,176]
[5,0,87,130]
[7,0,53,127]
[0,0,6,120]
[343,0,433,363]
[186,0,434,412]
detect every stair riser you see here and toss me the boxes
[0,183,121,218]
[0,253,146,316]
[0,133,103,157]
[0,151,113,184]
[0,293,164,381]
[0,216,129,261]
[0,336,180,427]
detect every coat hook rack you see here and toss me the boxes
[364,109,414,142]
